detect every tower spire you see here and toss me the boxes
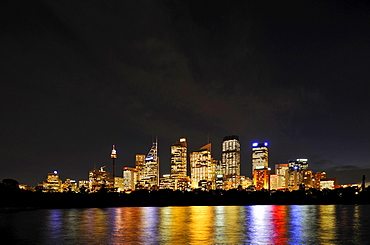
[110,145,117,191]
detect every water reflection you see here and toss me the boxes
[247,205,273,244]
[3,205,369,244]
[139,207,160,243]
[318,205,337,244]
[287,205,318,244]
[214,206,245,243]
[188,206,214,244]
[271,205,288,244]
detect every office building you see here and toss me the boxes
[140,140,159,189]
[252,142,269,179]
[254,168,270,191]
[275,163,289,190]
[78,180,89,192]
[114,177,124,192]
[89,166,112,192]
[287,159,308,191]
[320,178,337,190]
[135,154,145,188]
[302,170,314,189]
[42,171,62,192]
[240,176,253,189]
[159,174,176,190]
[270,174,278,190]
[170,138,188,179]
[61,179,77,192]
[190,143,215,189]
[123,167,139,191]
[314,172,327,190]
[221,135,241,188]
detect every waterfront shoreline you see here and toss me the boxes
[1,188,369,209]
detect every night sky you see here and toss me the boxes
[1,0,370,186]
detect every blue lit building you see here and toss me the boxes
[251,142,269,179]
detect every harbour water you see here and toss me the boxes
[2,205,370,244]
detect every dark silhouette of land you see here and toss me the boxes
[1,184,369,210]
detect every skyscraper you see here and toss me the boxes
[275,163,289,190]
[89,166,111,192]
[302,170,314,189]
[42,171,62,192]
[287,159,308,191]
[135,154,145,175]
[253,168,270,191]
[190,143,215,189]
[221,135,241,188]
[123,167,139,191]
[252,142,269,178]
[170,138,188,179]
[314,172,326,190]
[141,140,159,189]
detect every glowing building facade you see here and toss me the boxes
[123,167,139,191]
[78,180,89,192]
[159,174,176,190]
[88,166,112,192]
[135,154,145,186]
[221,135,241,188]
[287,159,308,191]
[270,174,278,190]
[190,143,215,189]
[275,163,289,190]
[61,179,77,192]
[302,170,314,189]
[252,142,269,179]
[314,172,327,189]
[320,178,337,190]
[141,140,159,189]
[43,171,62,192]
[170,138,188,179]
[253,168,270,191]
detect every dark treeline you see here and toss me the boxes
[1,187,370,209]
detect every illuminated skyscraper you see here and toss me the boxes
[253,168,270,191]
[221,135,241,188]
[288,158,308,171]
[123,167,139,191]
[275,163,289,190]
[190,143,215,189]
[170,138,188,179]
[61,179,77,192]
[302,170,314,189]
[141,140,159,189]
[270,174,278,190]
[287,159,308,191]
[314,172,327,190]
[252,142,269,178]
[43,171,62,192]
[159,174,176,190]
[89,166,112,192]
[135,154,145,185]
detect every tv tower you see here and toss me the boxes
[110,145,117,189]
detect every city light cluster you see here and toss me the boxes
[33,135,354,194]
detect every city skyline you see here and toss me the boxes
[32,137,366,190]
[1,1,370,186]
